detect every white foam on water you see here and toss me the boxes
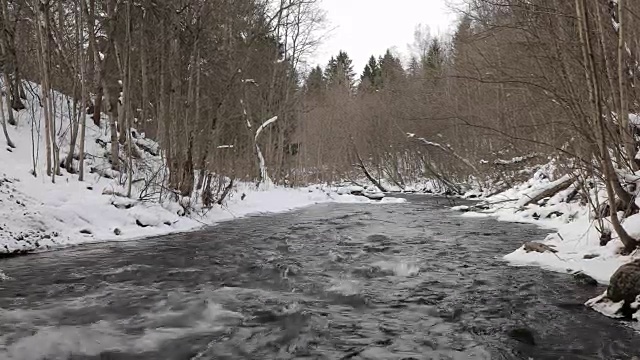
[327,279,362,296]
[100,264,152,275]
[1,321,126,360]
[372,260,421,277]
[0,297,244,359]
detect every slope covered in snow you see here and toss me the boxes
[0,83,404,256]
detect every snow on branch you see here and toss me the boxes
[255,116,278,141]
[494,153,539,165]
[242,79,258,86]
[254,116,278,188]
[411,134,479,175]
[240,99,251,129]
[516,174,574,208]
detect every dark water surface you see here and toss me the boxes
[0,196,637,359]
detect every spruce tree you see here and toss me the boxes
[407,56,421,78]
[305,65,326,97]
[379,49,405,87]
[359,55,382,92]
[452,15,472,65]
[424,38,444,72]
[325,50,355,92]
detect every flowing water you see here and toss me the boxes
[0,196,637,359]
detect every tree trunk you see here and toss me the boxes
[35,0,54,179]
[78,57,88,181]
[353,142,388,192]
[125,0,133,198]
[107,90,119,172]
[576,0,637,252]
[0,88,15,149]
[521,175,574,207]
[2,73,16,126]
[0,0,22,124]
[617,0,637,170]
[65,2,82,173]
[140,9,149,136]
[85,0,101,127]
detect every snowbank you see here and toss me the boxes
[0,82,405,256]
[456,162,637,285]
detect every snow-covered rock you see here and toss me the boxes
[337,185,365,195]
[586,259,640,319]
[363,188,385,200]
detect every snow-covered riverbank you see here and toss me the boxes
[0,171,404,255]
[0,83,404,256]
[454,163,638,285]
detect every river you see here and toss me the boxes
[0,195,637,359]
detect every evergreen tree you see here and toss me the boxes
[452,15,472,65]
[379,49,405,87]
[305,65,326,97]
[325,50,355,91]
[407,56,421,78]
[424,38,445,72]
[359,55,382,92]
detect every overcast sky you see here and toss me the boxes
[311,0,459,74]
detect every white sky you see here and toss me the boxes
[311,0,459,74]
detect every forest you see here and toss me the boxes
[2,0,640,251]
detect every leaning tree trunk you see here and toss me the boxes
[352,141,388,192]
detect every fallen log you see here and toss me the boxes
[353,147,388,193]
[519,175,574,208]
[523,242,558,254]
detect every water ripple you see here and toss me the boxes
[0,197,637,359]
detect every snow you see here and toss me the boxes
[337,185,364,195]
[0,81,405,258]
[0,294,244,359]
[254,116,278,187]
[363,188,385,200]
[255,116,278,140]
[493,153,538,165]
[584,290,625,319]
[456,162,636,286]
[515,174,572,208]
[630,113,640,127]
